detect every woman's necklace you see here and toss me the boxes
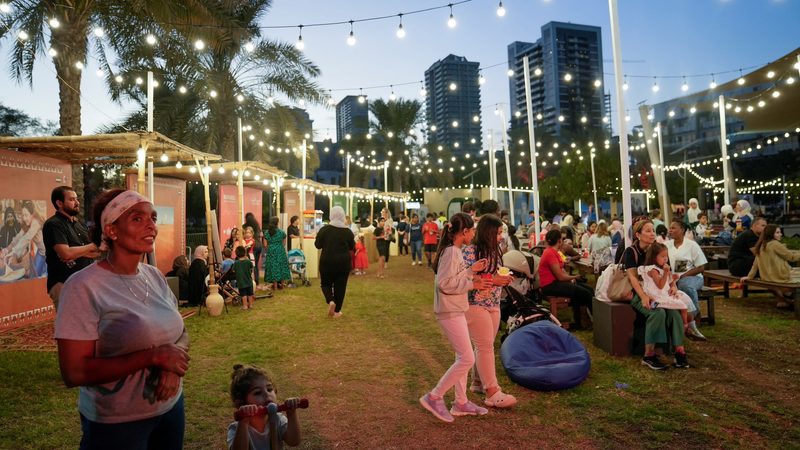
[106,258,150,304]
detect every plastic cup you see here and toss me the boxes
[497,267,510,276]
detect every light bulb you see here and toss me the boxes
[496,1,506,16]
[478,74,486,85]
[534,67,542,76]
[389,92,397,101]
[357,95,365,103]
[18,30,28,40]
[449,82,457,91]
[787,77,796,85]
[115,75,123,83]
[623,80,629,91]
[681,81,689,92]
[48,47,57,57]
[447,9,457,28]
[507,69,514,77]
[419,87,427,96]
[95,69,103,77]
[396,23,405,39]
[737,77,745,85]
[49,18,60,28]
[594,79,602,88]
[0,3,10,13]
[652,82,660,93]
[175,161,183,169]
[93,27,104,37]
[767,70,775,79]
[295,36,304,51]
[145,34,157,45]
[236,94,244,102]
[209,90,218,98]
[194,39,205,50]
[709,80,717,89]
[564,73,572,82]
[178,86,187,94]
[347,31,356,46]
[135,77,143,85]
[160,152,168,162]
[74,61,84,70]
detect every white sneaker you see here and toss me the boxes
[412,261,416,266]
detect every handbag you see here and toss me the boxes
[595,247,638,302]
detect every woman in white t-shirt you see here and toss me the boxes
[666,219,707,341]
[55,189,189,449]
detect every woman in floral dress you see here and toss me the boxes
[263,216,292,290]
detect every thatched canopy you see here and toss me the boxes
[0,132,221,165]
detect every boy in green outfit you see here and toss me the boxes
[233,246,254,310]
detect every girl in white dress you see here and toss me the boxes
[637,242,696,331]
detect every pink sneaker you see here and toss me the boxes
[484,390,517,408]
[419,393,454,423]
[450,401,488,416]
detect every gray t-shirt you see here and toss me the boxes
[54,262,185,424]
[227,414,288,450]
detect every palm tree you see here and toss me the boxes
[105,1,324,163]
[0,0,248,198]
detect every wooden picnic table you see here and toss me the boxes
[703,269,799,319]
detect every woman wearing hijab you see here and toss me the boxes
[315,206,355,317]
[736,199,754,230]
[685,198,701,229]
[187,245,209,307]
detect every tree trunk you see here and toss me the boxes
[51,15,89,204]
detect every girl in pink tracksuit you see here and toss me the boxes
[419,213,492,423]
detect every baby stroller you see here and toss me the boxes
[500,286,560,343]
[287,249,312,287]
[500,250,540,320]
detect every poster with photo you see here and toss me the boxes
[0,198,48,283]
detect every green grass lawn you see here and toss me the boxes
[2,257,799,449]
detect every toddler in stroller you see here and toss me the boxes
[287,249,312,287]
[499,250,560,341]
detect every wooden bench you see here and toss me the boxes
[698,286,716,325]
[544,295,571,329]
[704,269,800,319]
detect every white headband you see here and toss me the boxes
[99,190,152,250]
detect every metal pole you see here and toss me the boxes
[300,139,307,251]
[784,175,788,215]
[384,161,389,209]
[656,123,668,220]
[522,55,541,240]
[237,118,244,224]
[608,0,633,246]
[146,71,154,132]
[498,108,515,226]
[718,95,731,206]
[590,149,599,222]
[136,141,147,196]
[488,129,497,201]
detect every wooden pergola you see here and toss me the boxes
[0,131,223,281]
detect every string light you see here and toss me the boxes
[681,77,689,92]
[651,77,660,92]
[623,75,629,91]
[496,1,506,17]
[295,25,305,50]
[145,34,157,45]
[396,14,405,38]
[194,39,205,50]
[347,20,356,46]
[17,30,28,40]
[478,74,486,85]
[0,3,10,13]
[48,18,60,28]
[93,27,104,37]
[447,4,457,28]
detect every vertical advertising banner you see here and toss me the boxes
[0,149,71,330]
[218,185,263,244]
[126,175,187,274]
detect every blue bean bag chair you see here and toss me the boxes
[500,321,591,391]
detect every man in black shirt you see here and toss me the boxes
[727,217,766,277]
[42,186,100,308]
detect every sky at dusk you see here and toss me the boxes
[1,0,798,142]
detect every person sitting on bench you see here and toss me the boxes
[666,220,707,340]
[740,224,800,307]
[728,217,766,277]
[538,229,593,330]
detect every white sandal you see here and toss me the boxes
[484,390,517,408]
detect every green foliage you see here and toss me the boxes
[0,103,57,136]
